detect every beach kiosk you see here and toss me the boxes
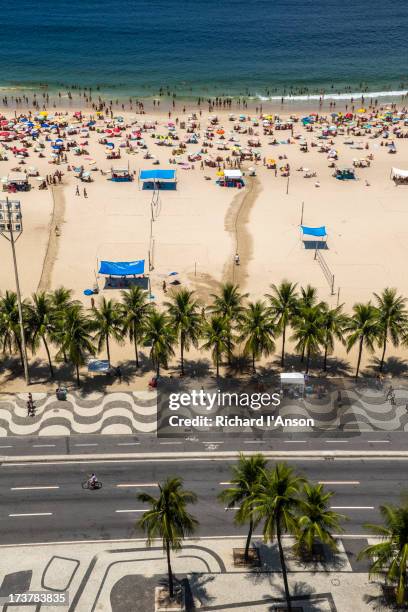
[138,169,177,190]
[217,169,245,188]
[5,171,30,192]
[280,372,305,398]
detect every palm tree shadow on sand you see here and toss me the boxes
[367,356,408,377]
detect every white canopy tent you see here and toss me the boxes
[280,372,305,395]
[391,167,408,179]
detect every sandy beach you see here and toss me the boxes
[1,100,408,390]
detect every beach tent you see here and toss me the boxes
[300,225,327,250]
[217,169,245,188]
[300,225,327,237]
[139,169,176,182]
[391,167,408,184]
[98,260,145,276]
[138,168,177,190]
[391,167,408,179]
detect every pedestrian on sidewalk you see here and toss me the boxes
[75,185,80,196]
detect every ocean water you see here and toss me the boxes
[0,0,407,100]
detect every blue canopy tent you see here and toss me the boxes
[300,225,328,250]
[99,260,145,276]
[138,169,177,190]
[98,259,149,290]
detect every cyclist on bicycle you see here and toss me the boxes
[88,473,98,488]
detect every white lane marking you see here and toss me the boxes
[74,443,98,447]
[0,445,13,448]
[115,509,145,513]
[331,506,374,510]
[11,486,59,491]
[116,483,157,488]
[219,482,232,485]
[325,440,348,443]
[367,440,390,443]
[159,442,182,445]
[117,442,141,446]
[224,507,238,510]
[319,481,360,485]
[9,512,53,517]
[202,441,225,444]
[285,441,306,443]
[244,440,265,444]
[32,444,56,448]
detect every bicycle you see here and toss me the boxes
[81,480,103,490]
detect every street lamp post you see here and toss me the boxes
[0,197,30,385]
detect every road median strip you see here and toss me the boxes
[3,449,408,463]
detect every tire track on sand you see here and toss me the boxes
[223,175,262,288]
[37,185,66,291]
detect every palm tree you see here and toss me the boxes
[0,290,28,370]
[373,288,408,372]
[218,453,267,563]
[57,305,95,386]
[345,302,380,378]
[144,310,175,377]
[209,283,248,364]
[26,292,56,379]
[359,501,408,606]
[320,303,348,372]
[137,477,198,599]
[295,285,320,363]
[252,463,304,612]
[291,305,324,374]
[238,301,275,372]
[92,297,123,363]
[201,315,229,377]
[165,289,202,375]
[295,483,345,558]
[49,287,79,363]
[267,281,298,367]
[120,286,152,368]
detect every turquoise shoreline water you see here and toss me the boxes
[1,0,407,101]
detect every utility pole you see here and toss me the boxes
[0,198,30,385]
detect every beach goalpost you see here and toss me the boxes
[314,248,335,295]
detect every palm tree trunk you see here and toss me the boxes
[244,516,254,562]
[16,336,24,371]
[355,337,363,378]
[156,359,160,378]
[323,339,328,372]
[301,345,305,363]
[216,350,220,378]
[281,324,286,367]
[75,363,80,387]
[277,519,292,612]
[252,351,256,373]
[106,334,111,363]
[165,538,174,599]
[379,334,387,372]
[133,323,139,368]
[306,345,311,374]
[180,335,184,376]
[42,337,54,379]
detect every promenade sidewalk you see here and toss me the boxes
[0,535,384,611]
[1,378,408,437]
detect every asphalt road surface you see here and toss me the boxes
[1,458,407,545]
[0,430,405,457]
